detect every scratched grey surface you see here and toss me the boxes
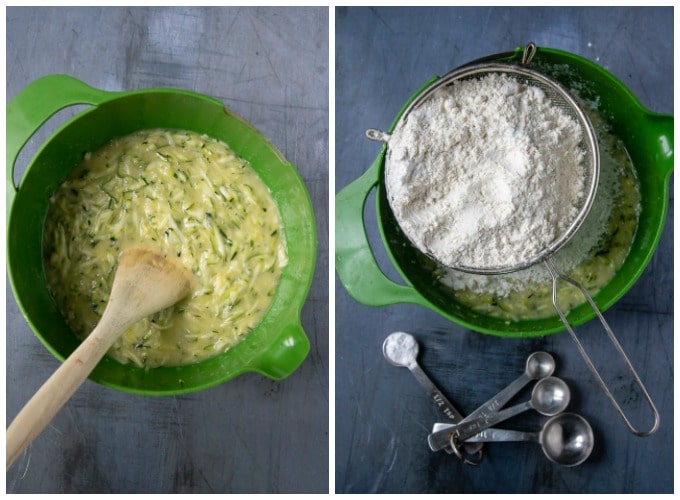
[6,7,328,493]
[335,6,673,494]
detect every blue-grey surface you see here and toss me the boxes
[335,6,672,494]
[6,6,328,493]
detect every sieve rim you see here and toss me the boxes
[383,62,601,275]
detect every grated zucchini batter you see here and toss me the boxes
[43,129,287,368]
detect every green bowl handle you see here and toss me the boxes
[335,150,429,307]
[252,321,311,380]
[645,113,674,178]
[6,75,114,207]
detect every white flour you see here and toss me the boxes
[386,72,586,270]
[440,96,621,297]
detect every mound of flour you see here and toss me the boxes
[386,72,586,270]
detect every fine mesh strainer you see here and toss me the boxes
[367,43,659,437]
[377,44,599,274]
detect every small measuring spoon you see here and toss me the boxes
[428,376,570,451]
[382,331,483,459]
[461,413,594,467]
[461,352,555,423]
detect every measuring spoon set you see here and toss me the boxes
[382,331,594,467]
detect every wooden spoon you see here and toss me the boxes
[6,244,194,469]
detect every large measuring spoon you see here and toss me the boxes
[428,376,570,451]
[461,351,555,424]
[382,331,483,459]
[454,413,594,467]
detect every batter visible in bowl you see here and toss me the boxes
[43,129,288,368]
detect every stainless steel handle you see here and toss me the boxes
[544,256,660,437]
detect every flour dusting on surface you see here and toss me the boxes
[385,72,586,270]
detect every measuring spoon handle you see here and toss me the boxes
[428,400,531,451]
[460,373,530,423]
[408,362,484,458]
[430,423,537,443]
[465,427,537,443]
[408,363,465,422]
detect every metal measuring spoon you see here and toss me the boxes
[463,413,594,467]
[382,331,483,459]
[428,376,570,451]
[435,351,555,454]
[461,352,555,424]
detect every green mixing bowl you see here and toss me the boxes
[7,75,317,395]
[336,45,673,337]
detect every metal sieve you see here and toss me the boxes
[371,43,599,274]
[366,43,658,437]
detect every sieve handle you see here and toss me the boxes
[544,257,660,437]
[6,75,115,210]
[336,152,431,308]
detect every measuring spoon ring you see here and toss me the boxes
[428,376,570,451]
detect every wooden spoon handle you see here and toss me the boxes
[6,319,123,470]
[7,245,193,470]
